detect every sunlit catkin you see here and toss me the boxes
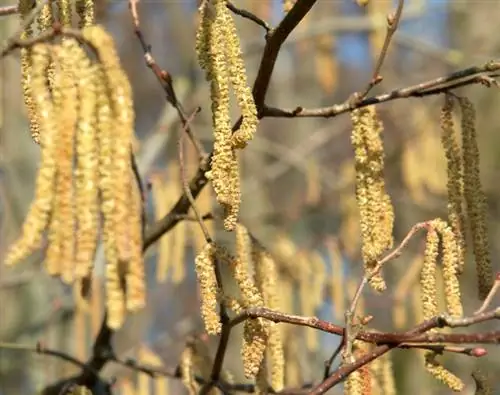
[82,25,136,263]
[242,318,270,379]
[344,358,363,395]
[76,0,95,28]
[253,246,284,391]
[351,105,394,292]
[424,351,464,392]
[19,0,39,143]
[74,51,99,280]
[36,0,55,90]
[180,343,198,395]
[458,96,493,299]
[222,4,258,150]
[194,243,221,335]
[440,94,466,273]
[432,219,463,317]
[216,243,269,378]
[5,44,57,266]
[420,227,439,320]
[47,40,79,283]
[196,0,258,230]
[56,0,72,26]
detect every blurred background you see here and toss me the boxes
[1,0,500,394]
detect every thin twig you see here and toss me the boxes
[226,1,271,33]
[342,222,429,362]
[177,106,211,243]
[263,60,500,118]
[128,0,206,158]
[474,273,500,315]
[360,0,405,98]
[0,341,101,378]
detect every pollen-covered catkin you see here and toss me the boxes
[5,44,58,266]
[253,246,284,391]
[432,219,463,317]
[82,25,136,263]
[351,105,394,292]
[196,0,258,230]
[440,94,466,273]
[47,39,80,283]
[18,0,39,143]
[180,343,198,395]
[344,359,363,395]
[76,0,95,28]
[458,96,493,299]
[194,243,221,335]
[74,53,99,280]
[420,227,439,320]
[424,352,464,391]
[242,318,270,379]
[222,5,258,149]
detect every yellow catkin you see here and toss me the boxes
[351,105,394,292]
[126,171,145,311]
[19,0,39,143]
[82,25,136,263]
[56,0,72,27]
[36,0,55,90]
[458,96,493,299]
[74,54,99,280]
[216,244,269,378]
[432,219,463,317]
[93,60,125,329]
[420,227,439,320]
[196,0,241,230]
[440,95,466,273]
[242,318,270,379]
[344,363,364,395]
[45,40,80,279]
[194,243,221,335]
[424,352,464,392]
[253,246,284,392]
[180,343,198,395]
[222,5,258,149]
[76,0,95,28]
[5,44,58,266]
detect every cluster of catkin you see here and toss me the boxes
[19,0,94,144]
[5,23,145,329]
[419,219,464,391]
[194,225,284,391]
[195,0,258,231]
[350,105,394,291]
[440,95,492,299]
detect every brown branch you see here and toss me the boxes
[263,60,500,118]
[0,4,18,16]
